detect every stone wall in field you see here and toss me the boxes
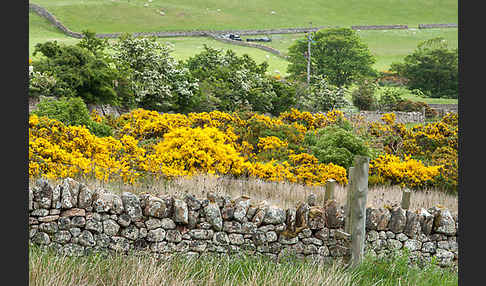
[351,24,408,30]
[29,3,83,38]
[207,34,286,58]
[428,104,458,117]
[343,110,426,124]
[418,24,458,29]
[29,178,458,267]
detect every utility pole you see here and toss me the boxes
[306,22,312,86]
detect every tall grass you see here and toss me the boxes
[29,244,457,286]
[32,173,458,216]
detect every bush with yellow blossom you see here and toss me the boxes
[29,107,456,192]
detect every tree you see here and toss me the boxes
[287,28,377,87]
[111,34,199,113]
[77,30,109,56]
[186,45,295,115]
[390,37,458,99]
[32,41,120,106]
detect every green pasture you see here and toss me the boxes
[31,0,457,33]
[241,28,458,71]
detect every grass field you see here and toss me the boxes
[31,0,457,33]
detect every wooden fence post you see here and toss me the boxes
[349,155,370,268]
[344,167,354,235]
[324,179,336,202]
[401,188,411,210]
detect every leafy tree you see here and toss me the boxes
[390,37,458,99]
[111,34,199,113]
[186,45,295,115]
[287,28,377,87]
[267,77,297,115]
[32,41,120,106]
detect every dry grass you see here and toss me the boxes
[33,174,458,216]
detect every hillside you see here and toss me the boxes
[31,0,457,33]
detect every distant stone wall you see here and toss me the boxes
[29,178,458,267]
[29,3,83,38]
[344,111,425,124]
[418,24,458,29]
[208,34,286,58]
[351,24,408,30]
[428,104,458,117]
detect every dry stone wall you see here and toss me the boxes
[28,178,458,267]
[343,110,426,124]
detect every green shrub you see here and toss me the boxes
[351,79,378,111]
[298,76,350,113]
[376,86,405,111]
[267,77,297,116]
[28,71,58,98]
[31,96,113,137]
[394,99,438,118]
[304,125,371,169]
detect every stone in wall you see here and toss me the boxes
[366,207,391,231]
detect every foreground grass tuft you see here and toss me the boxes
[29,244,457,286]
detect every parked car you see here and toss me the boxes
[246,37,272,42]
[228,34,242,41]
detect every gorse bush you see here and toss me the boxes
[368,112,458,192]
[29,108,454,190]
[30,109,349,186]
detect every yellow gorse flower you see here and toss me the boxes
[29,109,455,190]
